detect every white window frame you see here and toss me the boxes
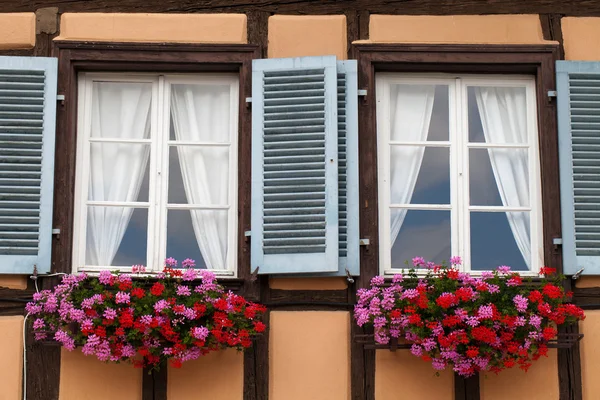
[376,73,543,276]
[73,72,239,276]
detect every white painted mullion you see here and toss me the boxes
[527,80,542,272]
[226,79,239,275]
[166,140,231,147]
[467,142,530,149]
[377,77,392,273]
[88,138,152,144]
[152,76,169,272]
[389,141,451,147]
[457,78,471,272]
[390,204,452,210]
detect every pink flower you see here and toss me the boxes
[98,270,113,285]
[450,256,462,266]
[165,257,178,267]
[182,269,196,281]
[131,265,146,273]
[191,326,209,340]
[182,258,196,268]
[412,257,425,267]
[176,285,191,296]
[115,292,130,304]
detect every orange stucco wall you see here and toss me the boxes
[562,17,600,60]
[59,349,142,400]
[580,311,600,400]
[0,316,23,400]
[480,349,559,400]
[269,311,350,400]
[268,15,347,59]
[56,13,247,43]
[368,14,551,44]
[0,13,36,49]
[0,275,28,289]
[376,350,454,400]
[168,349,244,400]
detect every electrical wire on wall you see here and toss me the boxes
[22,272,67,400]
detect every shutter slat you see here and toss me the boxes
[558,61,600,275]
[252,56,339,273]
[0,56,56,273]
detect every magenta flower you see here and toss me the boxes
[191,326,209,340]
[98,270,113,285]
[165,257,178,267]
[450,256,462,265]
[176,285,192,296]
[182,258,196,268]
[103,308,117,320]
[513,295,529,313]
[412,257,425,267]
[115,292,130,304]
[182,269,197,281]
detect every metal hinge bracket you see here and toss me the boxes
[548,90,557,99]
[357,89,367,97]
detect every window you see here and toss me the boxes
[377,74,542,274]
[73,73,239,275]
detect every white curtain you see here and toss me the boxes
[475,87,531,269]
[389,85,435,245]
[87,82,152,265]
[170,84,231,270]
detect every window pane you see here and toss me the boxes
[468,86,528,144]
[390,210,451,268]
[85,207,147,266]
[470,211,530,271]
[390,84,449,142]
[469,148,529,207]
[166,209,229,270]
[88,143,150,202]
[390,146,450,205]
[90,82,152,140]
[170,83,232,143]
[167,146,230,205]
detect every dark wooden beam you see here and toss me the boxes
[540,14,565,59]
[454,373,480,400]
[4,0,600,16]
[558,279,583,400]
[142,367,167,400]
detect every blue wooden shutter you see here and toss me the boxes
[251,56,339,274]
[337,60,360,276]
[557,61,600,275]
[0,56,57,274]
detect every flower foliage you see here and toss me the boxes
[26,260,266,370]
[354,257,585,377]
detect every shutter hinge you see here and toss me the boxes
[357,89,367,97]
[244,230,251,242]
[547,90,557,99]
[359,238,370,246]
[553,237,562,250]
[572,267,585,280]
[250,266,260,281]
[345,268,355,283]
[56,94,65,103]
[52,228,60,239]
[245,97,252,108]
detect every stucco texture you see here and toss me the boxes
[269,311,350,400]
[168,348,244,400]
[59,348,142,400]
[563,17,600,60]
[0,13,35,49]
[376,350,454,400]
[480,349,559,400]
[0,316,23,400]
[368,14,550,44]
[268,15,347,59]
[56,13,247,43]
[580,310,600,400]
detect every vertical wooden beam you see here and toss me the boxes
[247,11,269,58]
[358,11,370,41]
[454,373,480,400]
[142,367,168,400]
[540,14,565,59]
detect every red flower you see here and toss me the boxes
[131,287,145,299]
[504,358,516,368]
[542,327,557,341]
[170,359,182,368]
[442,315,461,327]
[194,303,207,316]
[253,321,266,333]
[455,287,473,302]
[466,347,479,358]
[118,281,132,291]
[150,282,165,296]
[390,309,402,319]
[539,266,557,276]
[446,269,459,280]
[471,326,497,344]
[542,284,563,299]
[529,290,543,303]
[214,298,229,311]
[435,293,457,309]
